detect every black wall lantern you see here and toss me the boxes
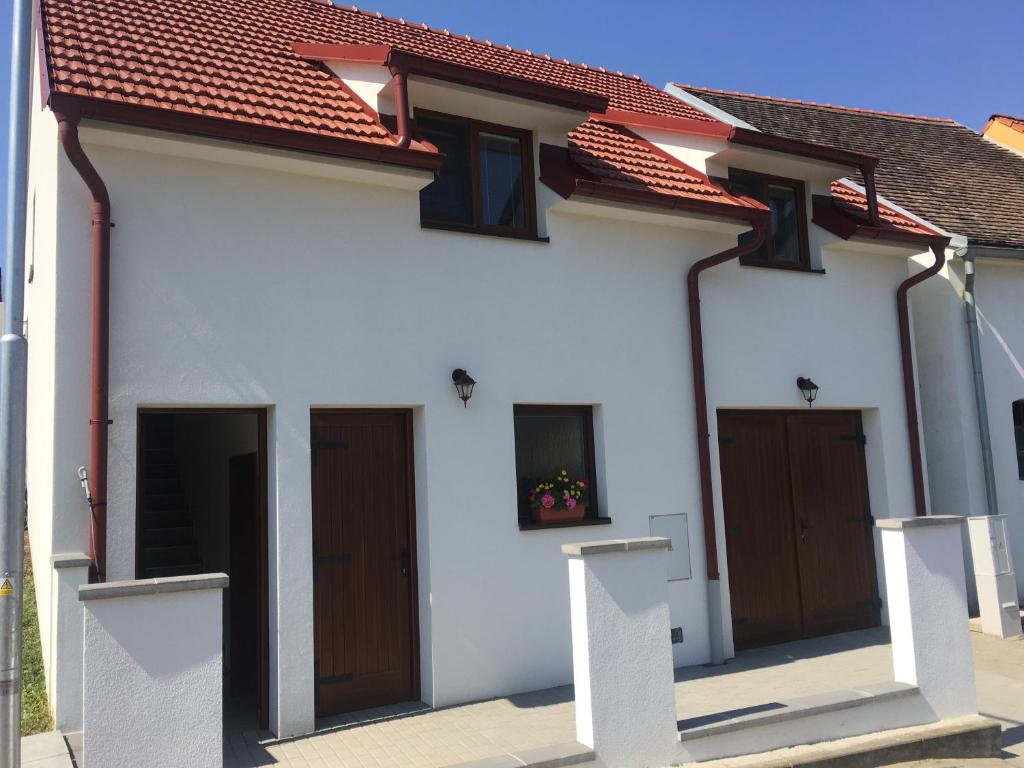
[796,377,819,407]
[452,369,476,408]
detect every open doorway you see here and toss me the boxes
[136,408,269,731]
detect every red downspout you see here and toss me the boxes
[897,242,946,517]
[55,109,111,581]
[688,214,770,582]
[388,60,412,149]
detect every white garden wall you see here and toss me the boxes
[80,574,226,768]
[37,115,924,736]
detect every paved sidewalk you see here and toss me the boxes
[225,629,1024,768]
[22,730,74,767]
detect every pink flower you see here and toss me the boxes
[565,497,577,510]
[541,493,555,509]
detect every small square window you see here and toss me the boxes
[1013,400,1024,480]
[729,169,810,270]
[417,111,537,239]
[513,405,603,529]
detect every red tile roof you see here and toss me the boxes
[41,0,749,214]
[40,0,902,229]
[829,182,939,238]
[568,121,758,208]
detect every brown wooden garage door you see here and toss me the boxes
[718,410,880,650]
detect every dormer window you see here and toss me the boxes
[728,169,810,270]
[417,110,538,239]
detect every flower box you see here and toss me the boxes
[532,505,586,526]
[528,469,589,526]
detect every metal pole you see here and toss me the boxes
[1,0,35,761]
[963,249,1000,516]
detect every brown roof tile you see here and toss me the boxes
[679,85,1024,249]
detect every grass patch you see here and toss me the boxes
[22,537,52,736]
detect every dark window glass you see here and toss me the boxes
[479,132,525,228]
[729,169,809,269]
[1013,400,1024,480]
[416,112,535,237]
[767,184,800,262]
[418,117,473,226]
[513,405,599,526]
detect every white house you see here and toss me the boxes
[27,0,949,740]
[674,85,1024,635]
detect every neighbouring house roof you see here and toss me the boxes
[676,85,1024,249]
[987,114,1024,134]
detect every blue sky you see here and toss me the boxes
[2,0,1023,228]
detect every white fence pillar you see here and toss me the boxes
[49,553,91,732]
[878,517,977,718]
[967,515,1022,639]
[80,573,227,768]
[562,538,677,768]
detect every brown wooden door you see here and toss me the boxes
[786,412,880,637]
[719,412,804,650]
[718,410,879,650]
[311,411,418,717]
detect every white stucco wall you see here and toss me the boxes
[24,39,67,693]
[974,260,1024,597]
[912,252,1024,600]
[35,113,924,736]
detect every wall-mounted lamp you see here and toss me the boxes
[452,369,476,408]
[796,377,819,408]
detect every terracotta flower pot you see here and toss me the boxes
[532,505,586,526]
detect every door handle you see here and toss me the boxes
[799,519,812,544]
[400,550,410,577]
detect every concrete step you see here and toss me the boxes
[143,492,187,510]
[969,610,1024,636]
[679,682,933,762]
[142,544,197,567]
[143,509,192,528]
[144,562,203,578]
[682,715,1001,768]
[143,463,178,480]
[143,477,181,494]
[143,448,176,464]
[142,524,194,547]
[445,742,594,768]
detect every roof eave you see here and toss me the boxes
[729,126,878,170]
[811,194,948,250]
[48,92,445,172]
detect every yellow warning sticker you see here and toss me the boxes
[0,579,14,597]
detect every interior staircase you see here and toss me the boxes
[139,415,203,578]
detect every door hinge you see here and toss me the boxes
[719,435,737,446]
[840,428,867,451]
[310,437,348,466]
